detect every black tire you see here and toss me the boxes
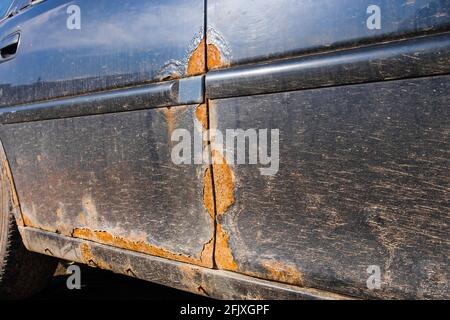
[0,167,58,299]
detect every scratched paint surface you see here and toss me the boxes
[207,0,450,68]
[0,105,215,267]
[209,75,450,299]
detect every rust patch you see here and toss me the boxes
[196,102,216,269]
[200,237,214,269]
[201,121,236,271]
[198,102,213,220]
[211,151,234,215]
[195,103,208,130]
[261,260,304,286]
[203,167,215,219]
[187,39,206,76]
[215,224,238,271]
[80,243,111,270]
[73,228,213,268]
[207,43,225,70]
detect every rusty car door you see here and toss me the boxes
[206,0,450,299]
[0,0,215,268]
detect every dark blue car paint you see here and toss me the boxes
[0,0,205,106]
[0,0,449,299]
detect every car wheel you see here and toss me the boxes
[0,165,58,299]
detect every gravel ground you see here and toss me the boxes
[33,263,210,300]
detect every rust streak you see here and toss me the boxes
[215,224,238,271]
[20,212,55,233]
[73,228,213,268]
[21,214,34,227]
[164,107,176,138]
[187,39,206,76]
[203,167,215,220]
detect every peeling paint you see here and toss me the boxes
[156,59,185,81]
[195,103,208,130]
[73,228,213,268]
[157,28,206,80]
[158,27,231,77]
[207,43,224,70]
[206,27,232,70]
[187,39,206,76]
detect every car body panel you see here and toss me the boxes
[207,0,450,69]
[0,0,213,268]
[209,75,450,299]
[0,0,205,107]
[0,0,448,299]
[0,102,215,267]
